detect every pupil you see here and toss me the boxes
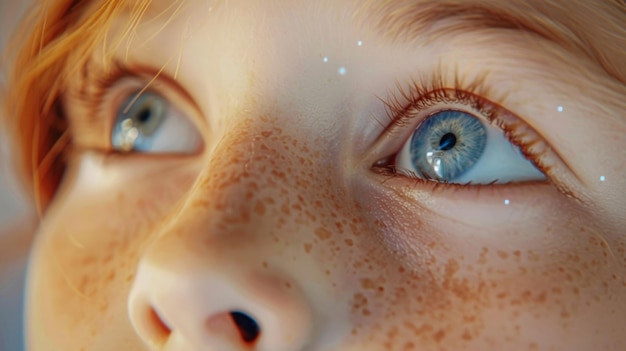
[230,311,260,343]
[438,132,457,151]
[137,107,152,123]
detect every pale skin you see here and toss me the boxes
[16,0,626,350]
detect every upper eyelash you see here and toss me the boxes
[380,65,507,131]
[73,60,132,120]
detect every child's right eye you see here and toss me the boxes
[111,91,203,154]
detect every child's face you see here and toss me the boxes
[23,0,626,350]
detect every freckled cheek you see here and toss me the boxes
[30,169,197,329]
[347,181,626,344]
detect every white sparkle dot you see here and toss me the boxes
[557,106,564,112]
[357,40,363,46]
[338,66,347,75]
[504,199,510,205]
[600,176,606,182]
[323,57,328,63]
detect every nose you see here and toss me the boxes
[128,233,314,351]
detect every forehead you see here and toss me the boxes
[98,0,621,72]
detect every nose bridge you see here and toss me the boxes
[178,119,315,247]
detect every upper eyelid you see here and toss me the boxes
[79,60,202,117]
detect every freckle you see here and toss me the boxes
[304,243,312,254]
[433,329,446,343]
[535,291,547,303]
[445,258,460,278]
[361,278,375,290]
[344,239,354,246]
[404,341,415,350]
[478,247,489,264]
[462,329,473,340]
[560,309,570,319]
[105,271,116,282]
[254,201,266,215]
[315,227,332,240]
[513,250,521,258]
[497,250,509,259]
[281,204,291,215]
[262,261,269,268]
[285,282,292,289]
[497,292,508,299]
[101,253,114,264]
[398,266,405,273]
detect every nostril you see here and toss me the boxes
[230,311,261,344]
[147,306,172,344]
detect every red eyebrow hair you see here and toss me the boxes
[355,0,626,84]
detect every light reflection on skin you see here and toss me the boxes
[4,0,625,350]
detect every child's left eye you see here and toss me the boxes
[111,91,202,154]
[393,109,546,184]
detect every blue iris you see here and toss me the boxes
[409,110,487,182]
[111,91,168,152]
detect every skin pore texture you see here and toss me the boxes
[2,0,626,350]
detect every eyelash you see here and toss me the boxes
[80,61,133,115]
[374,67,553,187]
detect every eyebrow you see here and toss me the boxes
[356,0,626,84]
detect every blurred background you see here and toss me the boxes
[1,1,34,351]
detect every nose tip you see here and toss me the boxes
[128,260,313,351]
